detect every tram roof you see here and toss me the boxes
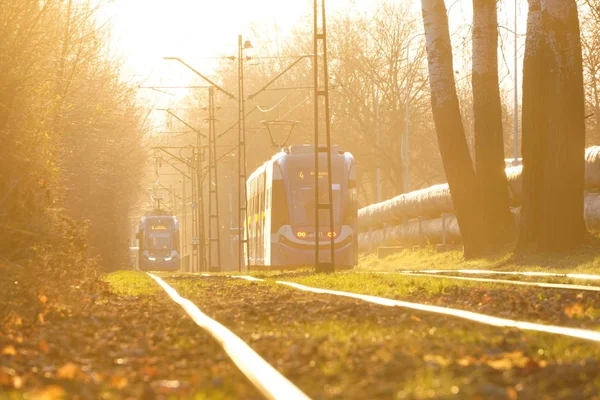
[247,144,352,183]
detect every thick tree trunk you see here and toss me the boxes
[539,0,586,250]
[472,0,514,244]
[518,0,587,252]
[518,0,546,251]
[421,0,488,257]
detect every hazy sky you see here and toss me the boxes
[99,0,526,127]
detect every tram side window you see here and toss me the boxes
[271,180,289,233]
[259,175,265,224]
[173,229,180,250]
[250,181,256,237]
[344,180,358,225]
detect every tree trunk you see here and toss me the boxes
[518,0,587,252]
[420,0,488,257]
[518,0,546,251]
[472,0,514,245]
[539,0,586,250]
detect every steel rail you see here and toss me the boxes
[276,281,600,343]
[225,275,600,343]
[395,272,600,292]
[147,273,311,400]
[396,269,600,281]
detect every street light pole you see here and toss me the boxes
[513,0,519,165]
[374,89,381,202]
[403,33,424,194]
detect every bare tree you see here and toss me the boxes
[472,0,513,244]
[420,0,488,257]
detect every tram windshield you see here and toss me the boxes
[289,171,342,228]
[146,233,172,251]
[144,217,174,251]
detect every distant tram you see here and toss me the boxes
[137,213,181,271]
[245,144,357,269]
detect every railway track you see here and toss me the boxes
[147,273,310,400]
[396,269,600,280]
[165,274,600,399]
[162,273,600,399]
[227,275,600,343]
[366,271,600,292]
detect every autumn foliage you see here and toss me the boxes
[0,1,146,282]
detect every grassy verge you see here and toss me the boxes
[357,235,600,274]
[166,276,600,400]
[101,270,159,296]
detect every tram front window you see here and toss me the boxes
[147,233,171,251]
[290,182,341,228]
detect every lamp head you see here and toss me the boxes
[243,40,253,49]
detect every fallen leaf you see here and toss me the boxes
[110,375,128,389]
[38,295,48,305]
[39,340,49,354]
[12,375,23,389]
[91,372,105,384]
[0,368,12,386]
[486,358,513,370]
[27,385,65,400]
[1,345,16,356]
[486,351,530,370]
[424,354,451,367]
[372,348,393,362]
[141,365,160,377]
[410,315,422,322]
[564,303,585,319]
[457,356,477,367]
[38,312,45,325]
[504,351,530,368]
[57,362,79,380]
[2,311,22,328]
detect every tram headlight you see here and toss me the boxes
[296,231,307,238]
[165,257,173,261]
[148,257,156,261]
[327,232,337,238]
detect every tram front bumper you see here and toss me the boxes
[140,257,180,271]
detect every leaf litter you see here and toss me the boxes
[166,276,600,399]
[0,269,260,399]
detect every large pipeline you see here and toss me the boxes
[359,146,600,231]
[359,193,600,251]
[358,146,600,250]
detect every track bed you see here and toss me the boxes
[0,271,260,399]
[165,275,600,399]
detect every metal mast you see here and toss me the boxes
[238,35,250,271]
[190,149,200,272]
[207,87,222,272]
[313,0,335,273]
[196,144,206,272]
[181,174,187,270]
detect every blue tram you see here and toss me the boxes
[245,144,357,269]
[137,213,181,271]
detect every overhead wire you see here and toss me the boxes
[256,92,291,113]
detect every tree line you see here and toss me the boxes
[0,0,147,279]
[419,0,592,256]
